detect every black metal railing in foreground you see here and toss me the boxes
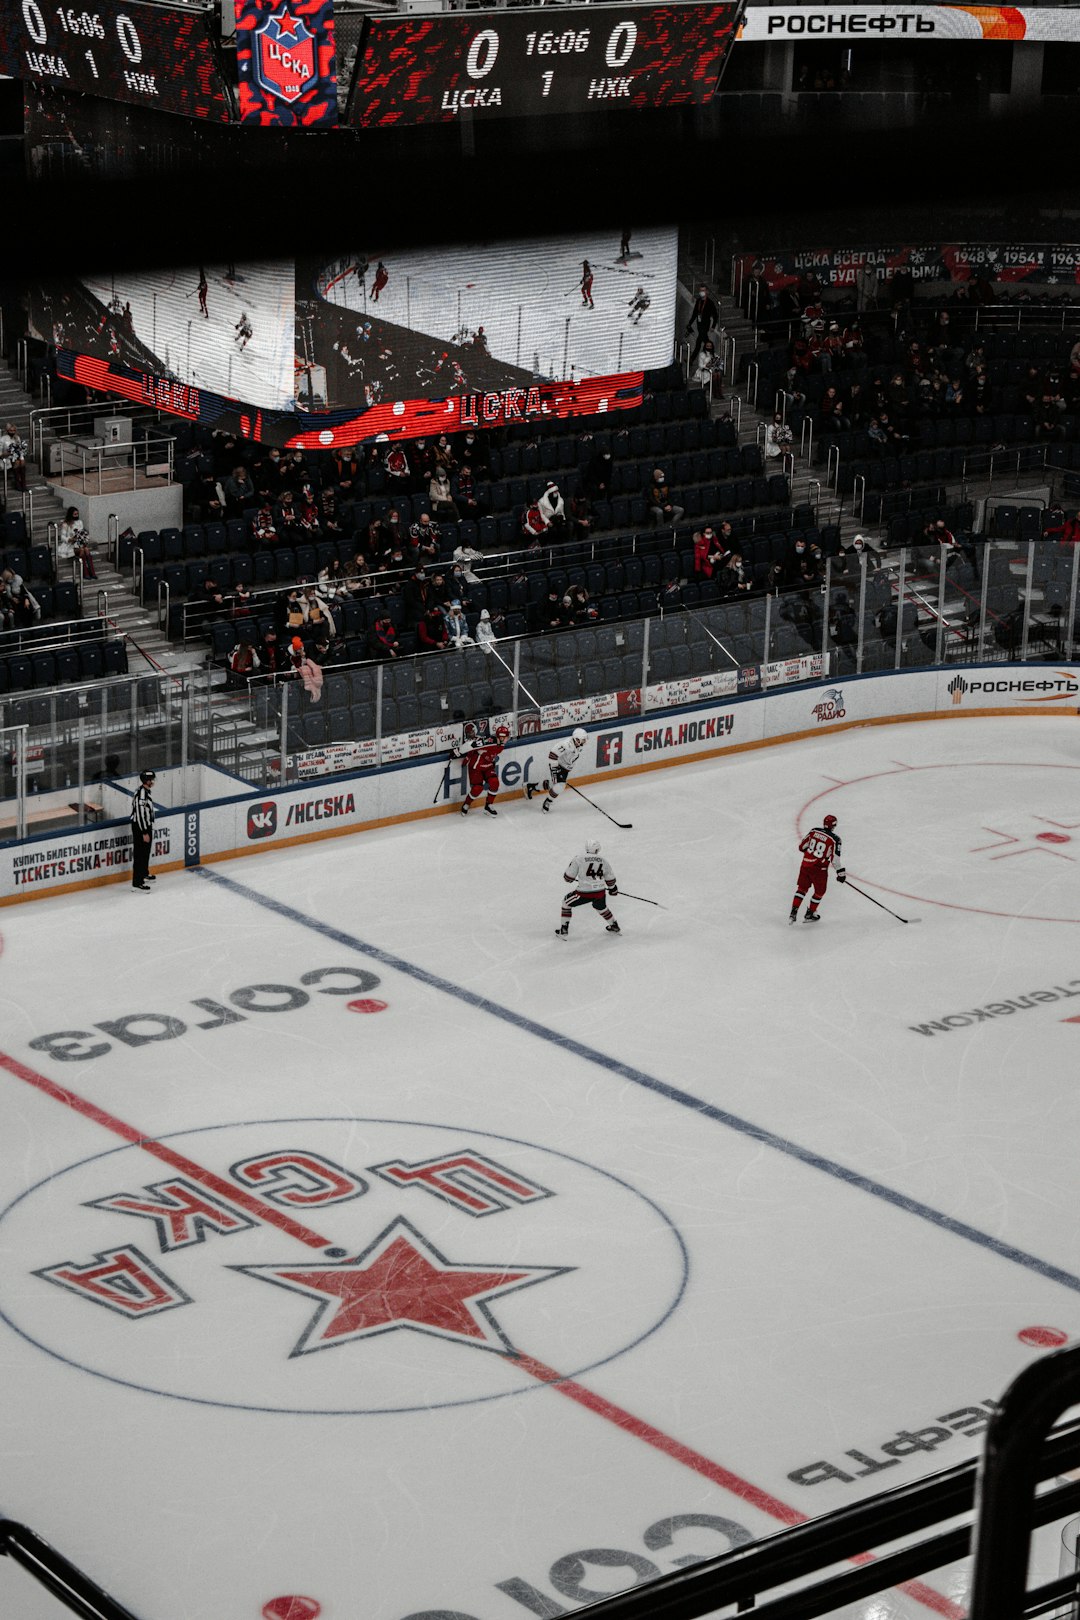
[5,1345,1080,1620]
[0,1519,140,1619]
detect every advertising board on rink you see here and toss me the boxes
[1,662,1077,903]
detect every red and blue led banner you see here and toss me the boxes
[235,0,337,126]
[737,243,1080,290]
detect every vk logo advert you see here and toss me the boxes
[247,802,278,840]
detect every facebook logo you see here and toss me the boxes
[596,732,623,768]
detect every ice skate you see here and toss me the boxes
[484,805,498,816]
[525,784,536,800]
[804,911,821,923]
[788,911,798,925]
[606,921,621,934]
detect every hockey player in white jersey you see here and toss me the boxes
[557,839,619,937]
[526,728,587,812]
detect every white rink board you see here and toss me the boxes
[2,663,1078,904]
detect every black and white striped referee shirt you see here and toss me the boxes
[130,786,155,834]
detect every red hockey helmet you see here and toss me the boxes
[495,725,510,741]
[823,814,838,829]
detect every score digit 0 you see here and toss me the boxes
[605,18,637,68]
[466,28,499,80]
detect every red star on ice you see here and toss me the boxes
[234,1218,571,1357]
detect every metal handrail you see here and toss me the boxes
[826,442,840,491]
[133,546,144,601]
[800,416,814,465]
[157,579,170,633]
[744,361,759,407]
[29,399,148,470]
[853,473,867,522]
[107,513,119,569]
[96,588,109,621]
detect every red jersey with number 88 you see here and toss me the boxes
[799,827,842,870]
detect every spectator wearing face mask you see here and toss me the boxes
[685,284,720,365]
[647,469,685,528]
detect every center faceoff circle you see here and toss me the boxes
[0,1117,687,1415]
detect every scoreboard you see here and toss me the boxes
[349,4,743,127]
[0,0,746,124]
[0,0,231,120]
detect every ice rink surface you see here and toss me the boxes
[329,230,678,381]
[2,715,1079,1620]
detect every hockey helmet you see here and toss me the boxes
[823,814,838,829]
[585,839,601,856]
[495,725,510,741]
[139,770,156,784]
[572,728,587,746]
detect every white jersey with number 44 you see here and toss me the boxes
[565,852,616,892]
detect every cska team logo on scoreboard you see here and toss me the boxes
[254,6,318,103]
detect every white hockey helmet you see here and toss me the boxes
[585,839,601,856]
[572,728,587,746]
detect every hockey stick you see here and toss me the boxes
[619,890,665,908]
[568,782,632,829]
[432,758,451,806]
[843,879,920,924]
[701,622,739,668]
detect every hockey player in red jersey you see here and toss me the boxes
[371,262,389,302]
[790,814,845,923]
[580,261,595,309]
[458,724,509,816]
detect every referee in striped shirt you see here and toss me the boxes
[130,769,157,890]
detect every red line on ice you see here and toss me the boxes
[0,1049,332,1250]
[0,1050,965,1618]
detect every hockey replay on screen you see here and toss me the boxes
[29,229,677,447]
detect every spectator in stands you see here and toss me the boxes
[0,423,28,492]
[876,411,909,451]
[384,442,410,493]
[568,491,593,544]
[406,511,437,560]
[692,340,725,393]
[648,469,684,527]
[786,537,822,588]
[1042,505,1068,543]
[310,636,341,668]
[657,577,683,611]
[720,552,752,596]
[538,482,566,534]
[429,466,458,518]
[836,533,880,579]
[223,465,255,516]
[317,558,349,603]
[410,437,436,490]
[297,490,322,541]
[562,583,591,623]
[764,414,793,460]
[685,285,720,365]
[694,527,725,579]
[460,430,490,478]
[59,507,97,578]
[444,600,473,647]
[584,449,614,503]
[473,607,497,651]
[275,489,301,543]
[227,640,260,686]
[252,503,279,549]
[434,435,458,475]
[202,576,227,617]
[318,490,344,539]
[303,586,336,641]
[230,580,254,620]
[260,626,283,675]
[418,603,450,651]
[330,448,360,497]
[277,588,307,637]
[289,636,324,702]
[380,508,407,556]
[535,587,568,631]
[455,462,482,522]
[453,539,484,581]
[370,612,400,659]
[521,502,548,544]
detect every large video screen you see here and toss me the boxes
[303,226,677,410]
[30,227,677,447]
